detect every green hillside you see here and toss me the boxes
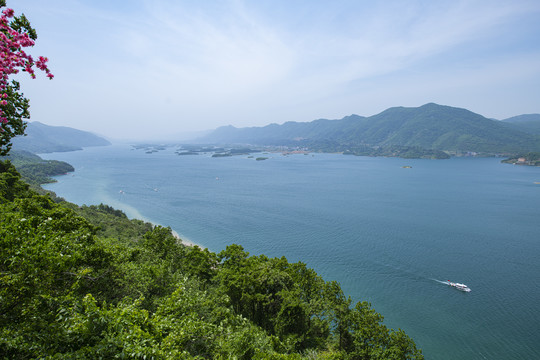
[202,115,365,146]
[501,114,540,135]
[205,115,366,146]
[200,104,540,155]
[0,160,423,359]
[11,121,111,153]
[1,149,74,188]
[348,103,538,153]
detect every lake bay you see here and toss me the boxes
[42,144,540,360]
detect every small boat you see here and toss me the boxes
[447,280,471,292]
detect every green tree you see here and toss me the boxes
[346,302,424,360]
[0,159,32,202]
[0,81,30,156]
[181,245,218,285]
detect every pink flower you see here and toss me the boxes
[0,5,53,118]
[2,9,14,18]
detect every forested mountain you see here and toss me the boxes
[203,114,367,146]
[11,121,111,153]
[199,103,540,155]
[0,160,424,359]
[501,114,540,135]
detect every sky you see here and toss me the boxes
[13,0,540,141]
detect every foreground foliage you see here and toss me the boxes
[0,160,423,359]
[0,1,53,156]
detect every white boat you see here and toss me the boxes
[447,280,471,292]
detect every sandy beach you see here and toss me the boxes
[171,229,204,248]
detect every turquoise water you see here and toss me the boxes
[42,144,540,360]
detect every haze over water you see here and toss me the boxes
[42,144,540,360]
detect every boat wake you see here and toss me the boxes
[433,279,451,285]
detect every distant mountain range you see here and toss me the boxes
[12,121,111,153]
[9,105,540,158]
[198,103,540,156]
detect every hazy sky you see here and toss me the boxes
[14,0,540,140]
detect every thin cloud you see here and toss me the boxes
[14,0,540,139]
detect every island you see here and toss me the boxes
[501,152,540,166]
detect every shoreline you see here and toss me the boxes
[91,198,205,248]
[170,228,204,248]
[82,192,205,249]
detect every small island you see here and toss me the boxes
[176,151,198,156]
[501,152,540,166]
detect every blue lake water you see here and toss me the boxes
[42,144,540,360]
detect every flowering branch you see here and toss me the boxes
[0,1,53,155]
